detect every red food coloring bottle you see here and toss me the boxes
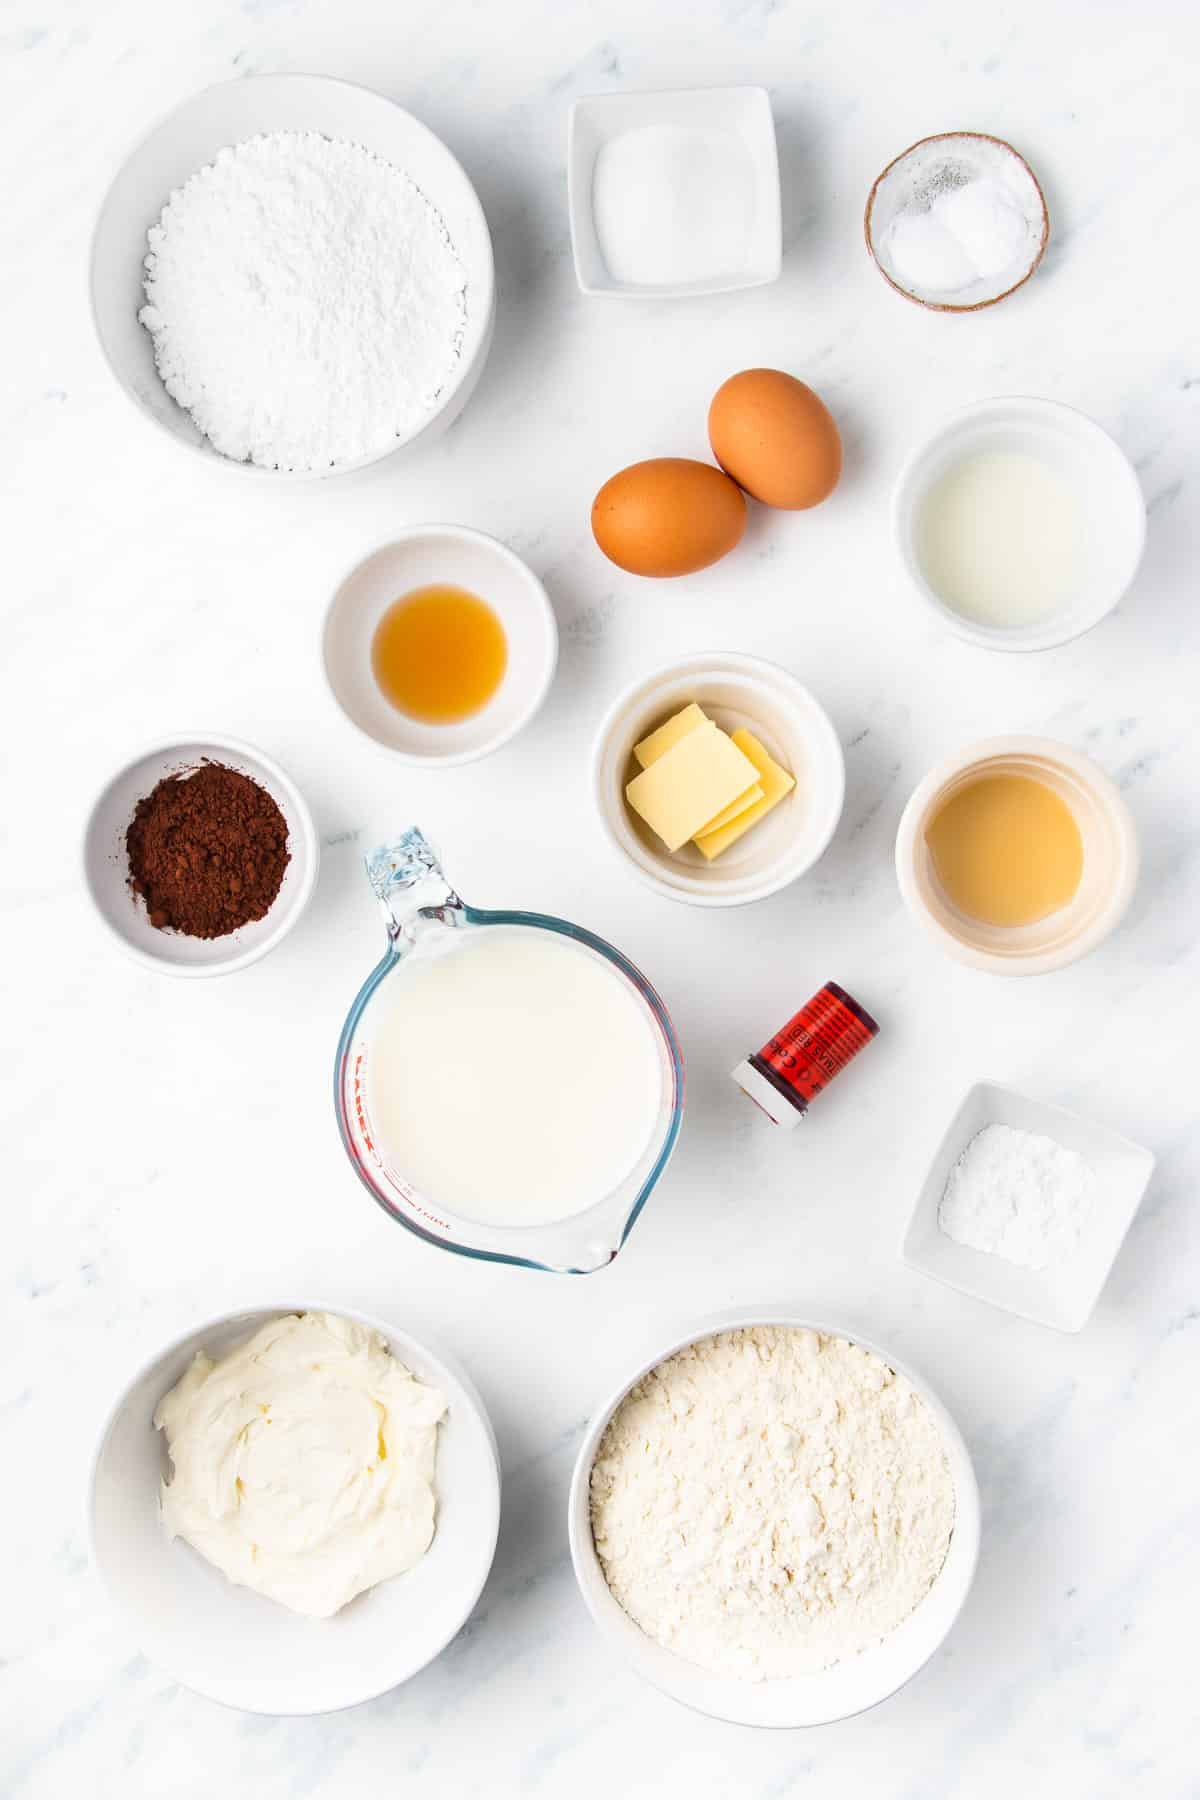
[731,982,879,1129]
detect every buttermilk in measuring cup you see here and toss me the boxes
[368,925,664,1228]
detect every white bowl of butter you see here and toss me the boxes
[592,653,844,907]
[89,1304,500,1714]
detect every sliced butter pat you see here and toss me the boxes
[694,729,796,860]
[633,702,708,769]
[625,722,761,853]
[696,782,765,837]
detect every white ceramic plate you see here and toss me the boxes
[82,733,319,977]
[322,527,558,764]
[568,1308,980,1727]
[89,1304,501,1714]
[903,1082,1155,1332]
[568,86,781,297]
[90,74,495,478]
[591,653,844,907]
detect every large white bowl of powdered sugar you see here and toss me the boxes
[568,1309,980,1727]
[90,75,495,477]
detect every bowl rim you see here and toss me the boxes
[320,524,559,766]
[590,651,845,907]
[891,396,1147,653]
[567,1305,981,1727]
[88,71,496,481]
[864,130,1049,314]
[86,1298,502,1715]
[566,84,782,299]
[81,731,320,977]
[894,733,1140,976]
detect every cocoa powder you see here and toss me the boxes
[126,761,290,939]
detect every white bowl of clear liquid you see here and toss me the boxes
[893,397,1146,652]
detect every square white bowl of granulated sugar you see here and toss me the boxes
[903,1082,1155,1332]
[568,86,781,297]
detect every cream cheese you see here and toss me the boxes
[154,1311,447,1619]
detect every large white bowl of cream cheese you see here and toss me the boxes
[89,1303,500,1714]
[568,1308,980,1727]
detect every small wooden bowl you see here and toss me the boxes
[865,131,1049,313]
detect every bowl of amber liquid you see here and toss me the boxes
[322,526,558,765]
[895,735,1138,975]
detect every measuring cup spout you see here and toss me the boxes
[569,1241,620,1274]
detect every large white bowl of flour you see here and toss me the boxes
[90,75,495,478]
[568,1309,980,1727]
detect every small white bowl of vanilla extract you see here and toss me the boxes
[322,526,558,765]
[896,736,1138,976]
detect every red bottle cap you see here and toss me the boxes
[732,982,879,1129]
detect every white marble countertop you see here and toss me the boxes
[4,0,1198,1794]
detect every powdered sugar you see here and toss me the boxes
[140,131,467,471]
[939,1123,1095,1270]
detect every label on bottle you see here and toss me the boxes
[749,982,879,1117]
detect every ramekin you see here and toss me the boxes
[322,527,558,767]
[591,653,844,907]
[895,735,1138,975]
[82,733,319,977]
[892,397,1146,652]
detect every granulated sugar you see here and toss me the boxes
[140,131,467,471]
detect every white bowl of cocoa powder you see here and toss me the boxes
[82,733,319,977]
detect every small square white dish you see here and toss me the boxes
[568,87,781,297]
[903,1082,1154,1333]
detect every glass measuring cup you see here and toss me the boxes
[334,829,684,1273]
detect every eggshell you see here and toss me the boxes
[708,370,842,509]
[591,458,747,577]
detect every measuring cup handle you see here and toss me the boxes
[365,828,465,946]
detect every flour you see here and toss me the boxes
[939,1123,1095,1270]
[589,1327,955,1679]
[140,132,467,471]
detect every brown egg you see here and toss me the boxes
[591,458,747,577]
[708,370,842,510]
